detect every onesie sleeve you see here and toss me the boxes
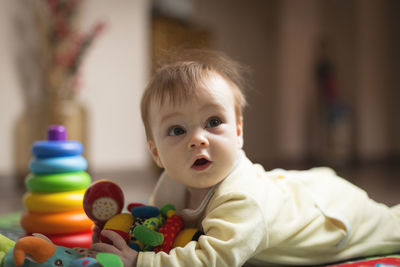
[136,193,268,267]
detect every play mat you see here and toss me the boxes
[0,212,23,242]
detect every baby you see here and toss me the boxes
[91,50,400,267]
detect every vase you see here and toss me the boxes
[13,98,88,187]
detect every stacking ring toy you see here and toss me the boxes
[23,189,86,212]
[47,230,93,248]
[25,171,91,193]
[29,155,88,174]
[20,210,93,235]
[32,140,84,158]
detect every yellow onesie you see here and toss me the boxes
[138,150,400,267]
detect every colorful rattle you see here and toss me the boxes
[83,179,204,254]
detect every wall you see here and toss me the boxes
[192,0,325,165]
[192,0,400,167]
[0,0,151,176]
[0,0,25,176]
[1,0,398,177]
[193,0,280,165]
[355,0,393,160]
[79,0,150,172]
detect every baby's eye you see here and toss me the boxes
[206,117,222,128]
[168,126,186,136]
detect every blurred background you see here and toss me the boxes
[0,0,399,212]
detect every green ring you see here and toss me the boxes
[25,171,91,193]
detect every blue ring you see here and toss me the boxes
[29,155,88,174]
[32,141,83,158]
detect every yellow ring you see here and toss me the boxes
[21,210,93,235]
[23,189,85,212]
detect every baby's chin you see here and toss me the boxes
[186,183,217,189]
[182,174,228,189]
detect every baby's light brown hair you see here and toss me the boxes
[141,49,248,141]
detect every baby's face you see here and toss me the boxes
[147,73,243,189]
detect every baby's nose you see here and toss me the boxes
[188,131,209,149]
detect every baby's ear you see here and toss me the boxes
[236,117,244,149]
[147,140,163,168]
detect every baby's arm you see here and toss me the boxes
[91,230,139,267]
[91,224,101,243]
[137,194,268,267]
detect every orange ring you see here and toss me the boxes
[21,210,93,235]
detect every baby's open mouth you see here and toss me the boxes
[191,158,212,171]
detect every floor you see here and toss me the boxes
[0,163,399,215]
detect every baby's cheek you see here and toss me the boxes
[218,145,237,172]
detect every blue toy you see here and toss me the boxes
[0,234,122,267]
[31,125,83,159]
[29,155,88,174]
[31,141,84,159]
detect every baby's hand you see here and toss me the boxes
[91,224,101,243]
[91,230,138,267]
